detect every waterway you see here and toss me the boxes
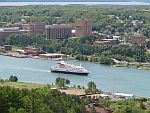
[0,55,150,97]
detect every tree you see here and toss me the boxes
[9,75,18,82]
[17,108,27,113]
[99,56,114,65]
[65,79,70,85]
[140,102,146,109]
[90,107,97,113]
[55,77,70,88]
[0,78,4,84]
[145,109,150,113]
[86,81,97,94]
[67,110,76,113]
[0,91,9,113]
[23,91,42,113]
[8,107,16,113]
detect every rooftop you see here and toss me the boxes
[45,24,72,28]
[0,27,20,31]
[40,53,65,56]
[114,93,134,97]
[101,39,118,41]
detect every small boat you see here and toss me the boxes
[137,68,142,70]
[50,61,89,75]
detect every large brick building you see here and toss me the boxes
[45,24,72,39]
[0,27,22,38]
[75,19,92,37]
[22,23,46,36]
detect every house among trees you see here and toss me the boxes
[93,39,119,46]
[85,99,112,113]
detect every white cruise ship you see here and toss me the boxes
[50,61,89,75]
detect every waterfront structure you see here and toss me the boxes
[129,33,147,45]
[23,47,40,53]
[141,63,150,67]
[75,19,92,37]
[39,53,67,59]
[45,24,72,39]
[4,45,12,51]
[50,61,89,75]
[22,23,46,36]
[113,93,135,99]
[17,47,45,56]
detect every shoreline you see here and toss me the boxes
[113,64,150,70]
[0,81,148,99]
[1,53,150,70]
[0,54,150,97]
[0,2,149,6]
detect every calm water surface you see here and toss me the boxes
[0,55,150,97]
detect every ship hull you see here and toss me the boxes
[51,70,89,76]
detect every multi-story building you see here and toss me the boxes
[0,27,28,39]
[75,19,92,37]
[22,23,46,36]
[45,24,72,39]
[0,27,29,38]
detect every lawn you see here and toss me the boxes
[12,46,22,52]
[0,81,46,89]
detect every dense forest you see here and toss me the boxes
[0,85,150,113]
[0,86,86,113]
[0,86,150,113]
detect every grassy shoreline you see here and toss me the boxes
[0,81,46,89]
[113,64,150,70]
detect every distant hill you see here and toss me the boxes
[0,0,133,2]
[0,0,149,3]
[133,0,150,2]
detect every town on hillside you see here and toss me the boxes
[0,9,150,69]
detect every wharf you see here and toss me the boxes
[0,52,30,58]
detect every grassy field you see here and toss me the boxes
[127,66,150,70]
[0,81,47,89]
[0,81,86,95]
[12,46,22,52]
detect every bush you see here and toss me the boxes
[9,75,18,82]
[0,79,4,83]
[99,56,114,65]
